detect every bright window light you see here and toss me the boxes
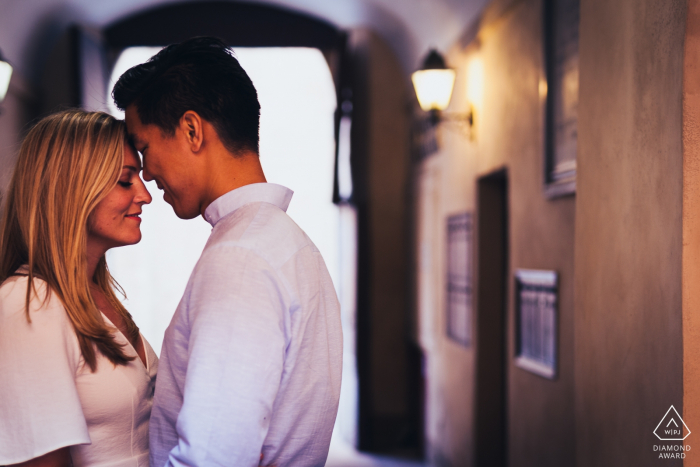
[337,116,353,201]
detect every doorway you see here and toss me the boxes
[474,169,509,467]
[106,46,341,355]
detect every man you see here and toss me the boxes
[113,37,342,466]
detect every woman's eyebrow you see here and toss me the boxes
[123,164,141,172]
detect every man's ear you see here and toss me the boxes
[180,111,204,152]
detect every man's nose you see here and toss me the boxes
[142,166,154,182]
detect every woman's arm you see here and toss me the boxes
[0,280,88,465]
[7,447,72,467]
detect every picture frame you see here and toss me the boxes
[543,0,580,198]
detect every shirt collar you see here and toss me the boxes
[203,183,294,227]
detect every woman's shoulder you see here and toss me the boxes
[0,275,82,381]
[0,271,68,322]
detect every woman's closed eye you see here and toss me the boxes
[118,181,134,188]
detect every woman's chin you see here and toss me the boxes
[110,233,143,249]
[129,232,143,245]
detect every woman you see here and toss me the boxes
[0,109,156,466]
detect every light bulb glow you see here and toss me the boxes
[412,69,456,111]
[466,58,484,108]
[0,61,12,102]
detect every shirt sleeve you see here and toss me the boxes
[0,277,90,464]
[165,245,288,467]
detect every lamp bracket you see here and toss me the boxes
[427,108,475,139]
[440,111,473,126]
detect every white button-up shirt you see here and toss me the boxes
[149,183,343,467]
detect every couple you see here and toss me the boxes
[0,37,342,467]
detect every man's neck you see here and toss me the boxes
[199,150,267,217]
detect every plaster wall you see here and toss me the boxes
[417,152,476,465]
[685,1,700,465]
[418,0,575,465]
[575,0,685,465]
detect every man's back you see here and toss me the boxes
[149,183,343,466]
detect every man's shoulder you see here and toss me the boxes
[205,201,316,269]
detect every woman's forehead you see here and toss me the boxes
[123,144,142,170]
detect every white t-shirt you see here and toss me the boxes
[0,274,158,466]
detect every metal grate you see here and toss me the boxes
[515,269,558,379]
[446,213,472,347]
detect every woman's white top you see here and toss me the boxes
[0,274,158,466]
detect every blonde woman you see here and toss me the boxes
[0,110,156,467]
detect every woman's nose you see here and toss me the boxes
[135,180,153,205]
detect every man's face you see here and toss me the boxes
[125,105,202,219]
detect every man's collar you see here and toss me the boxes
[203,183,293,227]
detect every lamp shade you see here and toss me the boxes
[0,52,12,102]
[412,49,456,111]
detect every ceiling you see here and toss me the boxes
[0,0,489,84]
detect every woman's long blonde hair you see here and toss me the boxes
[0,109,139,371]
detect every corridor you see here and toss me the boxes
[0,0,696,465]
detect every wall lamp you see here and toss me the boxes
[411,49,473,130]
[0,49,13,103]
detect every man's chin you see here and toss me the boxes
[163,194,200,220]
[174,210,200,220]
[171,203,201,220]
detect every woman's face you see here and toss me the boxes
[87,144,152,253]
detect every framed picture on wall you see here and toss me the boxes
[514,269,558,379]
[543,0,580,197]
[446,212,473,347]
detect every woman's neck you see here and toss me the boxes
[86,243,106,282]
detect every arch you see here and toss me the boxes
[104,1,342,51]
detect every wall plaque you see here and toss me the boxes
[446,213,472,347]
[515,269,558,379]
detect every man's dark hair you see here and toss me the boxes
[113,37,260,155]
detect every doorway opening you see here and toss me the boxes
[474,169,509,467]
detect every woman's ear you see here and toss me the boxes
[180,111,204,152]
